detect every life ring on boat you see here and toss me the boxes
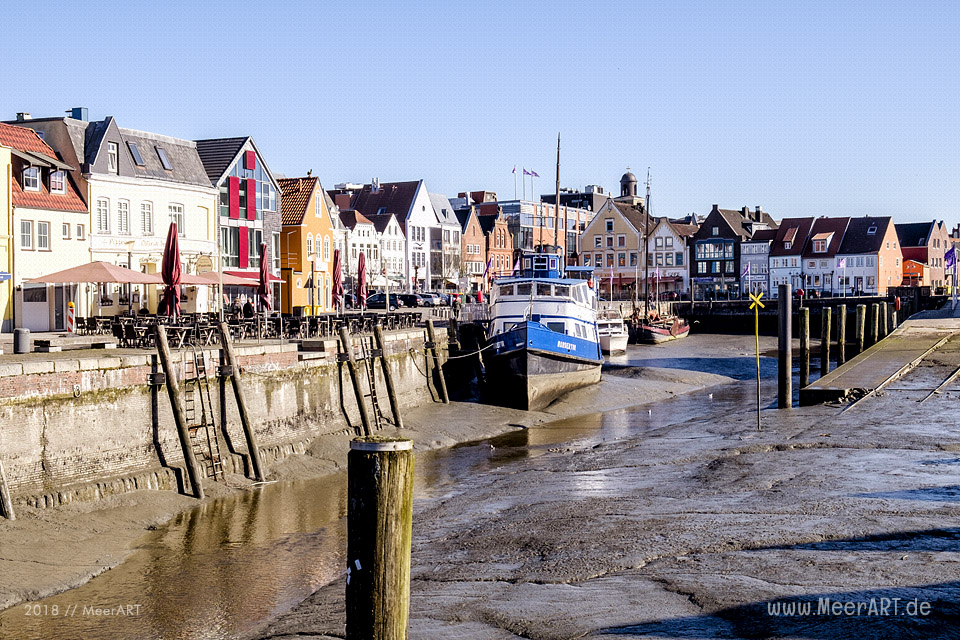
[587,277,593,288]
[895,296,901,311]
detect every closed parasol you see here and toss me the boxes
[257,242,271,311]
[331,248,343,312]
[160,222,181,318]
[356,251,367,310]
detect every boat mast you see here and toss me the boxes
[644,168,651,319]
[555,132,562,261]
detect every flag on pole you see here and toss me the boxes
[483,256,493,278]
[837,257,846,269]
[512,165,517,174]
[529,169,540,178]
[609,264,614,293]
[512,257,520,274]
[522,168,531,176]
[946,247,956,269]
[741,263,750,278]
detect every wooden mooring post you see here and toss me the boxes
[891,309,898,330]
[347,437,414,640]
[870,303,880,346]
[155,326,205,499]
[373,324,404,430]
[820,307,832,376]
[218,323,265,482]
[836,305,847,366]
[0,456,14,520]
[880,301,889,338]
[778,283,792,409]
[856,304,866,354]
[425,320,449,404]
[340,326,372,437]
[799,308,810,387]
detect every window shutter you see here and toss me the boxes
[238,227,249,269]
[229,177,240,219]
[246,178,257,220]
[244,150,256,171]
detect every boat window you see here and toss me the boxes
[572,286,583,303]
[575,324,584,338]
[499,284,515,296]
[547,321,565,334]
[534,283,551,296]
[554,284,570,298]
[516,283,533,296]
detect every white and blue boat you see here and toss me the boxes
[485,250,603,410]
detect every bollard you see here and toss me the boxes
[891,309,897,330]
[856,304,866,354]
[880,302,889,338]
[799,308,810,387]
[778,284,792,408]
[13,328,30,354]
[820,307,831,376]
[870,303,880,346]
[837,305,847,366]
[347,437,414,640]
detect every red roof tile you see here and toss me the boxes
[11,179,87,212]
[0,122,59,157]
[278,177,318,225]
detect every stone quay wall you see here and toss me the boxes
[0,329,445,507]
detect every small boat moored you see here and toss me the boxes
[597,307,629,354]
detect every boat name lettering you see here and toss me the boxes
[557,341,576,351]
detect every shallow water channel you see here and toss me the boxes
[0,337,777,639]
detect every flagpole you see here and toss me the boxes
[513,166,518,200]
[522,169,526,200]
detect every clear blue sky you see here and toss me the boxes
[3,1,958,222]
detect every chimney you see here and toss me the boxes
[371,177,380,193]
[755,205,763,221]
[16,112,31,121]
[67,107,88,121]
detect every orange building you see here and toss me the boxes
[277,176,335,314]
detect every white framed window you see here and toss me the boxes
[23,167,40,191]
[323,236,330,262]
[50,171,65,194]
[141,202,154,235]
[117,200,130,235]
[76,224,85,240]
[37,222,50,250]
[169,204,184,235]
[21,220,33,249]
[96,198,110,233]
[107,142,119,174]
[306,234,314,255]
[605,219,613,232]
[62,222,71,239]
[272,232,281,271]
[316,195,322,217]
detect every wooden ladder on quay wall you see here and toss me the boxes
[360,336,387,430]
[182,347,225,481]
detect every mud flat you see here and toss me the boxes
[0,360,730,614]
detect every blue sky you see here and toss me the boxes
[3,1,959,222]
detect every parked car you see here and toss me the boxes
[436,292,451,305]
[398,293,423,307]
[366,292,403,311]
[343,292,357,308]
[418,292,439,307]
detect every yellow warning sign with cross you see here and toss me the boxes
[749,290,765,309]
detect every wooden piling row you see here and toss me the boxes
[870,303,880,346]
[880,301,889,338]
[155,326,205,499]
[347,437,414,640]
[799,308,810,387]
[856,304,866,354]
[836,305,847,366]
[218,323,265,482]
[340,326,372,437]
[373,324,404,430]
[820,307,832,376]
[425,320,449,404]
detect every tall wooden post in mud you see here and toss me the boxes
[856,304,866,354]
[155,326,204,499]
[778,283,792,409]
[218,323,265,482]
[799,308,810,387]
[880,301,889,338]
[870,303,880,346]
[373,324,404,430]
[820,307,832,376]
[340,326,372,437]
[836,305,847,366]
[347,437,414,640]
[425,320,449,404]
[0,456,14,520]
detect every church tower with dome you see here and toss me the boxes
[614,168,645,208]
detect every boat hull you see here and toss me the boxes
[638,320,690,344]
[600,333,629,354]
[486,322,602,410]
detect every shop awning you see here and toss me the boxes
[27,261,162,284]
[224,270,282,283]
[199,271,261,286]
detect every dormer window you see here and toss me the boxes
[867,226,877,235]
[23,167,40,191]
[107,142,119,174]
[378,207,387,215]
[127,142,145,166]
[784,241,792,250]
[50,171,65,194]
[156,147,172,171]
[813,240,827,253]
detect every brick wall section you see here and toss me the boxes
[0,330,445,502]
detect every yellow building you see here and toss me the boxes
[0,146,13,332]
[278,176,334,314]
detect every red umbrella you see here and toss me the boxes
[257,242,271,311]
[161,222,181,318]
[331,248,343,310]
[356,251,367,310]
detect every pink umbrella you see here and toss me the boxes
[161,223,181,318]
[356,251,367,310]
[257,242,271,310]
[331,248,343,311]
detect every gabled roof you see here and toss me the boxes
[837,217,893,255]
[609,201,650,235]
[83,117,112,166]
[0,122,59,157]
[770,217,814,256]
[672,223,700,238]
[339,209,373,230]
[119,127,211,187]
[365,213,397,234]
[454,207,473,232]
[0,123,87,212]
[802,217,849,258]
[429,192,458,226]
[350,180,421,220]
[746,228,777,243]
[278,176,319,225]
[895,222,936,248]
[194,137,249,184]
